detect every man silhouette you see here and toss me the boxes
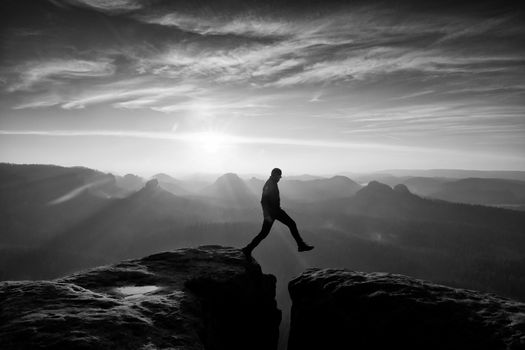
[242,168,314,257]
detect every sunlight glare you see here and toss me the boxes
[192,131,231,153]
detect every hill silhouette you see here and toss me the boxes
[279,175,361,202]
[430,177,525,207]
[114,173,144,193]
[350,174,525,210]
[152,173,191,196]
[0,163,123,246]
[200,173,258,209]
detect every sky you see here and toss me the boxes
[1,0,524,176]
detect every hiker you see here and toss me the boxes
[242,168,314,257]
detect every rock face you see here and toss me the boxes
[393,183,411,194]
[0,246,281,350]
[288,268,525,350]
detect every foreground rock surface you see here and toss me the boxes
[289,268,525,350]
[0,246,281,350]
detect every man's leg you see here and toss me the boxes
[243,218,274,255]
[274,209,312,250]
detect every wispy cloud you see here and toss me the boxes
[270,50,525,86]
[62,84,197,109]
[8,59,115,92]
[132,7,525,89]
[12,94,63,109]
[6,2,523,105]
[135,39,311,83]
[141,13,298,38]
[12,78,198,110]
[149,97,272,114]
[329,102,525,144]
[63,0,143,13]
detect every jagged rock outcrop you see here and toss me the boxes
[394,183,410,194]
[144,178,160,191]
[0,246,281,350]
[288,268,525,350]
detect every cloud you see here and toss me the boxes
[63,0,143,13]
[12,77,199,110]
[133,7,524,89]
[252,58,305,77]
[61,83,198,109]
[12,95,63,109]
[8,59,115,92]
[269,50,525,86]
[4,0,524,121]
[330,102,525,142]
[149,97,272,114]
[141,12,298,38]
[135,32,335,85]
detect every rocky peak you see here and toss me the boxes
[394,183,411,194]
[364,180,393,191]
[0,246,281,350]
[144,178,159,190]
[214,173,244,186]
[355,180,394,200]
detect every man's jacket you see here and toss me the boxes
[261,178,280,212]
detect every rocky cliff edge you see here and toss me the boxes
[288,268,525,350]
[0,246,281,350]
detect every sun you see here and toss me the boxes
[191,131,231,153]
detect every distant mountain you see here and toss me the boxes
[200,173,258,209]
[307,181,525,234]
[402,177,451,196]
[284,174,326,181]
[152,173,190,196]
[366,169,525,181]
[341,174,525,209]
[0,163,116,191]
[350,174,412,187]
[151,173,177,183]
[291,180,525,300]
[115,173,144,192]
[280,176,362,202]
[0,163,123,245]
[27,180,242,272]
[429,178,525,207]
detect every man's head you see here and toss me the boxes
[271,168,282,182]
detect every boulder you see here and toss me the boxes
[288,268,525,350]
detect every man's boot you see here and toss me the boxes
[241,246,253,258]
[298,242,314,252]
